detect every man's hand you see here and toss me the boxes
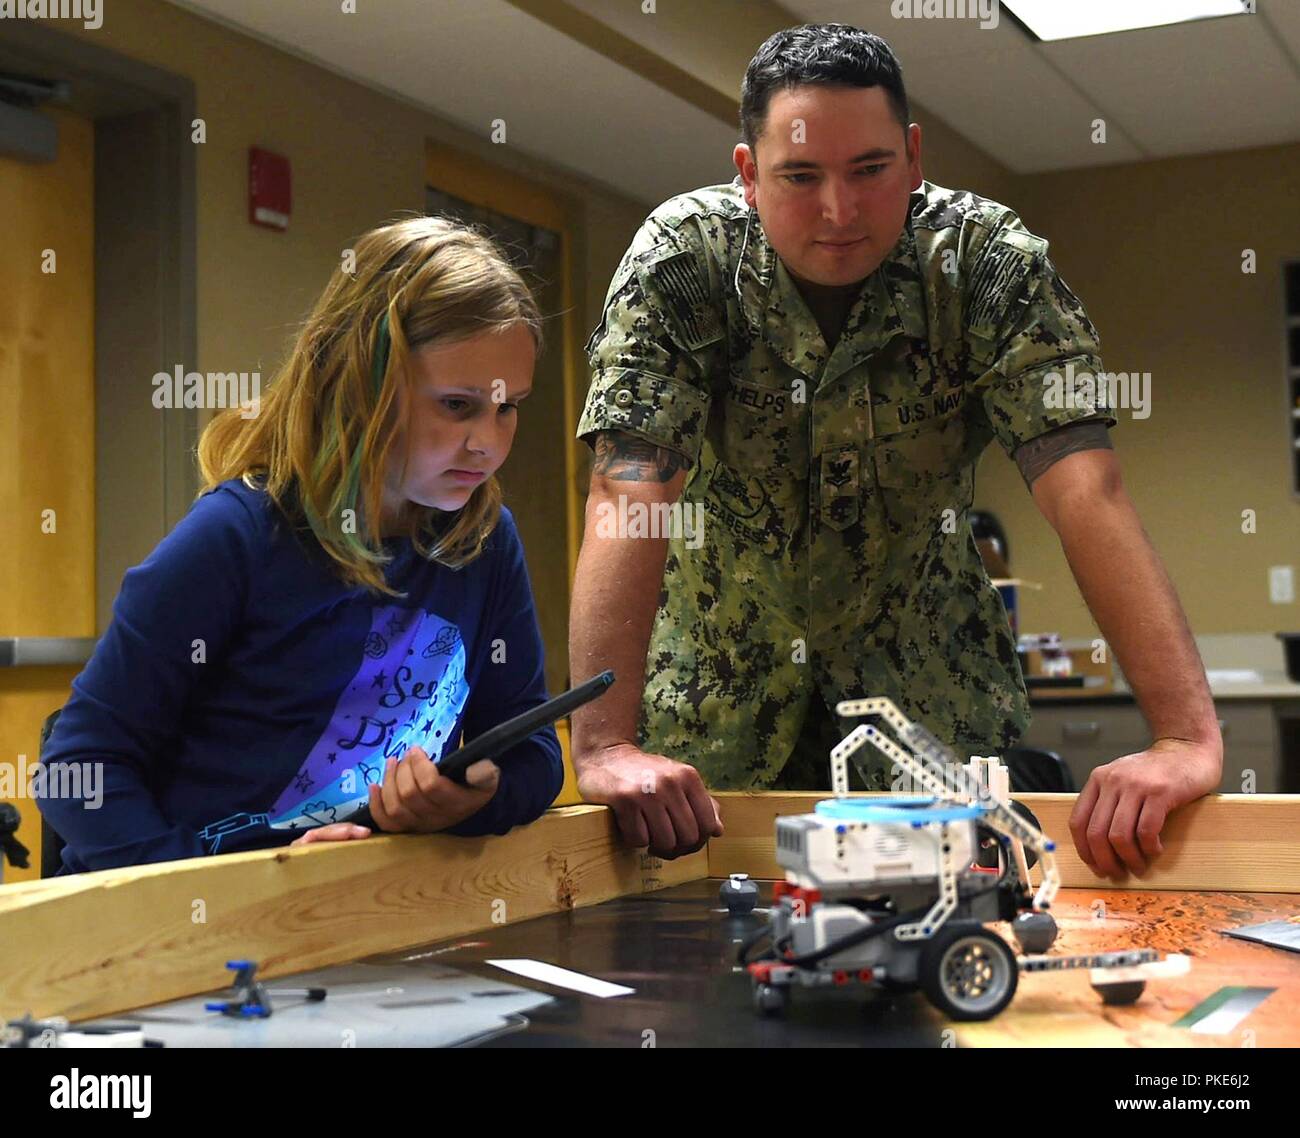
[576,742,723,860]
[1032,449,1225,878]
[1068,737,1222,879]
[290,823,372,847]
[367,745,500,833]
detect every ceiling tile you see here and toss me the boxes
[169,0,1300,191]
[788,0,1035,62]
[1041,12,1300,157]
[905,46,1146,171]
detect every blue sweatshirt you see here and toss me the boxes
[38,478,564,873]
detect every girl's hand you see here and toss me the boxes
[290,823,372,847]
[367,745,500,834]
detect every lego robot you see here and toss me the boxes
[742,697,1188,1022]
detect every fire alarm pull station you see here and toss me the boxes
[249,147,291,231]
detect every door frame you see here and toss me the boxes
[425,140,586,805]
[425,139,584,594]
[0,21,197,631]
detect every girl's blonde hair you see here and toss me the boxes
[198,215,542,595]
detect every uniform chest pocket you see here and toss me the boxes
[719,370,808,479]
[873,410,969,490]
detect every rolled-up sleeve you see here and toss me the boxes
[968,216,1117,456]
[576,220,719,465]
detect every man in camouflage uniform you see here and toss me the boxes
[568,25,1223,879]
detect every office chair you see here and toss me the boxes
[38,708,67,877]
[1003,745,1076,793]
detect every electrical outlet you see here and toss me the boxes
[1269,565,1295,604]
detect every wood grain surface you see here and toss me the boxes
[0,805,707,1022]
[709,792,1300,892]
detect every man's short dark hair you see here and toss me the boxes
[740,24,910,156]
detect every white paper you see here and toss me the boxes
[1207,669,1263,684]
[486,959,634,998]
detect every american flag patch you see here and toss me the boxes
[649,251,724,350]
[967,241,1035,337]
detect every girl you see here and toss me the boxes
[38,216,563,872]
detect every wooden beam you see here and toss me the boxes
[0,805,706,1023]
[8,790,1297,1026]
[500,0,739,127]
[709,792,1300,893]
[709,792,821,882]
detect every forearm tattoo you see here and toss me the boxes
[592,432,689,482]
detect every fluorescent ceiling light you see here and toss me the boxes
[1002,0,1248,42]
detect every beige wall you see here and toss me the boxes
[974,142,1300,639]
[55,0,1015,472]
[62,0,647,411]
[912,106,1016,205]
[64,0,1293,645]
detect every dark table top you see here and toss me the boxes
[405,879,942,1048]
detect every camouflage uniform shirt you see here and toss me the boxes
[577,178,1114,789]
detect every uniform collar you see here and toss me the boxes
[733,180,929,388]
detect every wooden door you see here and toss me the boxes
[0,107,96,881]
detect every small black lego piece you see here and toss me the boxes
[720,873,760,916]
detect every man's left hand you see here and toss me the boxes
[1068,737,1222,879]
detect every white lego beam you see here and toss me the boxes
[834,697,1062,912]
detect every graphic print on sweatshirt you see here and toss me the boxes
[198,604,469,851]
